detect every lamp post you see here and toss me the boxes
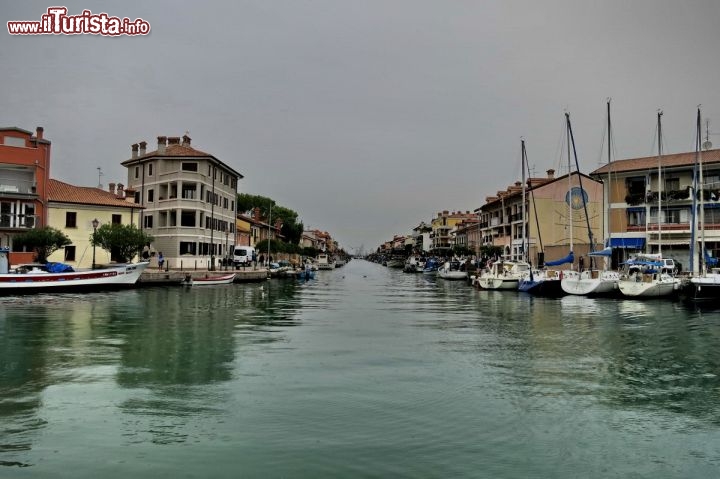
[91,218,99,270]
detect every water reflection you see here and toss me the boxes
[2,263,720,476]
[0,282,302,456]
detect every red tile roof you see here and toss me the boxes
[139,144,214,159]
[591,149,720,175]
[48,179,144,209]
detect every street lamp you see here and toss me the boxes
[91,218,99,270]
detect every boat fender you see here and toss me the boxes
[559,271,563,280]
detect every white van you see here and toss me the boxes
[233,246,256,267]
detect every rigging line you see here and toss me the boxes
[566,113,595,253]
[554,115,569,175]
[525,142,544,253]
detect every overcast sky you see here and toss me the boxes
[3,1,720,253]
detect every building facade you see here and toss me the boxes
[121,135,243,269]
[430,211,476,252]
[46,179,143,268]
[478,170,604,268]
[0,126,51,264]
[591,148,720,272]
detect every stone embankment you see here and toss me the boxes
[139,267,268,286]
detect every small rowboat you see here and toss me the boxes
[185,273,236,286]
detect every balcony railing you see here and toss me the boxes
[0,214,37,229]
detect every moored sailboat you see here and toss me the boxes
[682,107,720,301]
[618,110,679,298]
[561,102,620,297]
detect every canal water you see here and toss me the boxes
[1,259,719,478]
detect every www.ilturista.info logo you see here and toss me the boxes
[7,7,150,36]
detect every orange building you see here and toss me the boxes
[0,126,51,264]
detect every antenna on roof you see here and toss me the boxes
[97,167,103,189]
[704,118,713,150]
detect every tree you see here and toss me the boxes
[91,223,154,263]
[13,227,71,263]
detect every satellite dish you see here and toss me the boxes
[703,140,713,150]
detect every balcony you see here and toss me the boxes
[0,214,37,229]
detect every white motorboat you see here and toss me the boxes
[438,261,467,280]
[476,260,531,290]
[0,261,150,294]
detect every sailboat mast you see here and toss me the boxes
[657,110,663,258]
[521,139,527,264]
[605,99,613,270]
[690,108,700,274]
[699,108,706,274]
[565,113,573,259]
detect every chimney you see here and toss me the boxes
[547,169,555,179]
[131,143,139,159]
[168,136,180,146]
[182,134,191,147]
[515,181,521,187]
[254,207,261,221]
[116,183,124,198]
[36,126,44,140]
[108,182,116,195]
[124,187,136,203]
[139,141,147,156]
[157,136,167,154]
[443,210,449,215]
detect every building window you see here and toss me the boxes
[66,212,77,228]
[627,209,645,226]
[148,189,154,202]
[148,163,153,176]
[181,183,197,200]
[64,246,76,261]
[112,214,121,224]
[134,191,141,203]
[180,210,196,227]
[182,162,198,172]
[144,215,153,228]
[665,209,681,224]
[135,166,139,179]
[665,177,679,192]
[180,241,197,255]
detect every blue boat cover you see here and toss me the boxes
[45,262,75,273]
[589,247,612,257]
[705,251,719,266]
[545,251,574,267]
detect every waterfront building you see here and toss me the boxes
[236,213,253,247]
[478,169,604,268]
[0,126,51,264]
[46,180,143,268]
[430,210,476,253]
[121,135,243,270]
[451,217,480,255]
[591,148,720,272]
[411,222,432,253]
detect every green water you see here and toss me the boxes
[1,260,719,478]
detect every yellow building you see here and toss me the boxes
[430,210,477,252]
[478,170,604,268]
[46,179,143,268]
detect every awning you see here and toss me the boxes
[609,238,645,249]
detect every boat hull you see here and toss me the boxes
[477,278,518,290]
[187,273,236,286]
[561,271,619,297]
[518,278,565,297]
[0,262,149,295]
[618,275,678,298]
[682,275,720,301]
